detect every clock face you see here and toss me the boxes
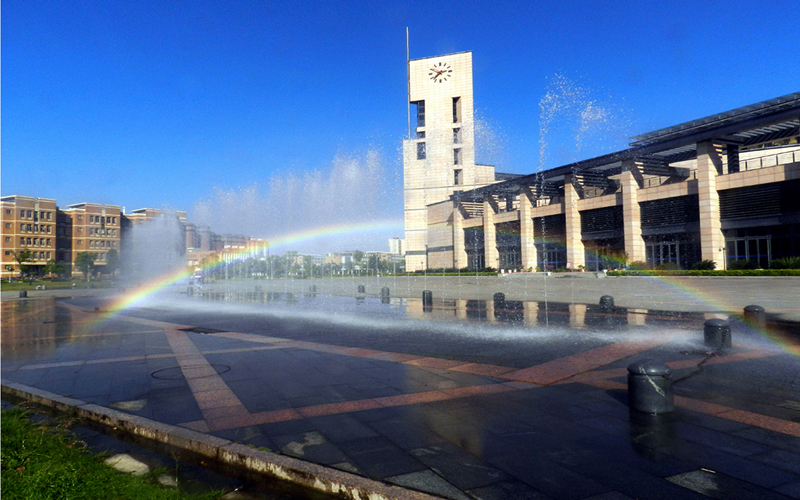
[429,61,452,83]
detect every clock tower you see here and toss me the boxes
[403,51,496,271]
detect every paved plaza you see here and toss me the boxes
[2,275,800,499]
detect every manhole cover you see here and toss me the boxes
[151,364,231,380]
[179,327,226,334]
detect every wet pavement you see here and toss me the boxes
[3,277,800,500]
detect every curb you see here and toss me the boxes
[1,380,444,500]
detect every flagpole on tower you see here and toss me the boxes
[406,27,411,139]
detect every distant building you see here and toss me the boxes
[62,202,123,275]
[388,237,405,255]
[0,196,267,279]
[1,196,59,277]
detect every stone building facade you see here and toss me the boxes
[403,53,800,271]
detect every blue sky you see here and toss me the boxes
[3,0,799,251]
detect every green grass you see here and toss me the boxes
[1,408,221,500]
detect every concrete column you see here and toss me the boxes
[483,197,499,270]
[696,142,726,269]
[519,188,538,271]
[452,202,468,269]
[524,301,538,326]
[456,299,468,320]
[563,176,585,270]
[569,304,587,328]
[618,168,646,264]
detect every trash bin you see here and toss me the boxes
[627,359,674,414]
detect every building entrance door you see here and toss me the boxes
[726,236,771,268]
[646,241,679,269]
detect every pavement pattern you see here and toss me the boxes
[2,281,800,500]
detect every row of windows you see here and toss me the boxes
[15,237,53,247]
[74,227,118,236]
[88,215,118,225]
[3,250,52,260]
[12,210,53,221]
[412,97,462,129]
[88,240,117,249]
[16,223,53,234]
[415,142,462,165]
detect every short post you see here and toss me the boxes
[380,287,390,298]
[704,319,732,349]
[187,286,194,297]
[422,290,433,311]
[19,290,27,298]
[743,305,765,329]
[309,284,317,293]
[358,284,365,294]
[599,295,615,312]
[627,359,674,413]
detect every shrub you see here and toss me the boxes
[629,261,649,270]
[655,262,680,271]
[770,256,800,269]
[691,260,716,270]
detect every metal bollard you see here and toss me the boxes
[309,285,317,293]
[599,295,615,312]
[743,305,765,329]
[422,290,433,311]
[704,319,732,349]
[187,286,194,297]
[358,284,365,294]
[627,359,674,413]
[19,290,27,298]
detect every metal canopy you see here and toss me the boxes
[452,92,800,203]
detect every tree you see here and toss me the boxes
[43,259,66,278]
[10,249,36,279]
[105,249,120,277]
[74,252,98,281]
[353,250,364,275]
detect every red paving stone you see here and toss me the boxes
[296,399,383,418]
[448,363,516,377]
[404,357,467,370]
[363,352,423,363]
[369,391,446,408]
[501,339,672,385]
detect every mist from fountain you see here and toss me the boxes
[191,148,401,255]
[120,212,186,287]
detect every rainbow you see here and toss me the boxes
[103,219,403,314]
[96,224,798,358]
